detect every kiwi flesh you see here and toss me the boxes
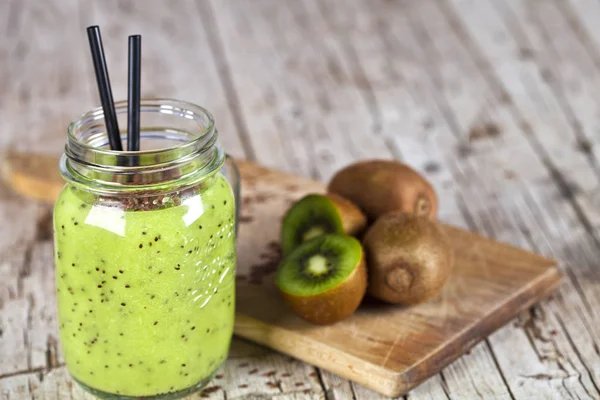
[327,160,438,221]
[281,194,367,256]
[363,212,454,305]
[276,234,367,325]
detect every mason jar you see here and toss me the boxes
[53,99,239,399]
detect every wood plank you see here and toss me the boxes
[538,0,600,170]
[3,1,600,399]
[0,352,325,399]
[233,173,561,397]
[441,1,600,397]
[0,0,83,378]
[82,0,246,160]
[294,1,600,398]
[317,370,358,400]
[489,1,600,390]
[0,372,43,400]
[563,0,600,91]
[367,1,600,397]
[292,1,526,398]
[0,0,90,154]
[342,1,600,398]
[205,0,393,179]
[203,1,417,397]
[0,152,562,398]
[0,1,283,398]
[0,0,321,396]
[77,2,326,397]
[206,1,516,398]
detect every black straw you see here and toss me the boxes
[127,35,141,152]
[86,26,123,151]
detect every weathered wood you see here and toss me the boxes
[0,0,290,398]
[2,153,63,204]
[0,0,83,380]
[210,1,600,399]
[232,164,562,398]
[318,0,600,398]
[0,358,326,399]
[438,2,600,398]
[82,0,247,160]
[4,0,600,399]
[0,152,562,399]
[401,2,591,398]
[204,0,540,398]
[317,370,357,400]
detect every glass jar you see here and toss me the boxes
[53,99,239,399]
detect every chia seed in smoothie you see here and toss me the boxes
[54,172,236,397]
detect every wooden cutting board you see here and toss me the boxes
[2,152,563,398]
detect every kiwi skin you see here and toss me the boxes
[363,212,454,305]
[327,160,438,221]
[326,193,367,237]
[278,238,368,325]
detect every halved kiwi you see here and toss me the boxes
[276,234,367,325]
[281,194,366,256]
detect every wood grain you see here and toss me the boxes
[3,1,600,399]
[0,151,562,397]
[233,163,562,397]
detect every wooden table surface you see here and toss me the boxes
[2,0,600,399]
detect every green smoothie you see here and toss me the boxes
[54,173,236,397]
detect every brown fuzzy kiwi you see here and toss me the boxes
[363,212,454,305]
[327,160,438,221]
[276,234,367,325]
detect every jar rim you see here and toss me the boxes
[61,98,224,195]
[67,98,215,157]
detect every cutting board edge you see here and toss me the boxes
[234,265,563,398]
[395,264,563,394]
[2,151,567,397]
[233,314,408,397]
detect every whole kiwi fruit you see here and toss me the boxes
[363,212,454,305]
[327,160,438,221]
[276,234,367,325]
[281,194,367,255]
